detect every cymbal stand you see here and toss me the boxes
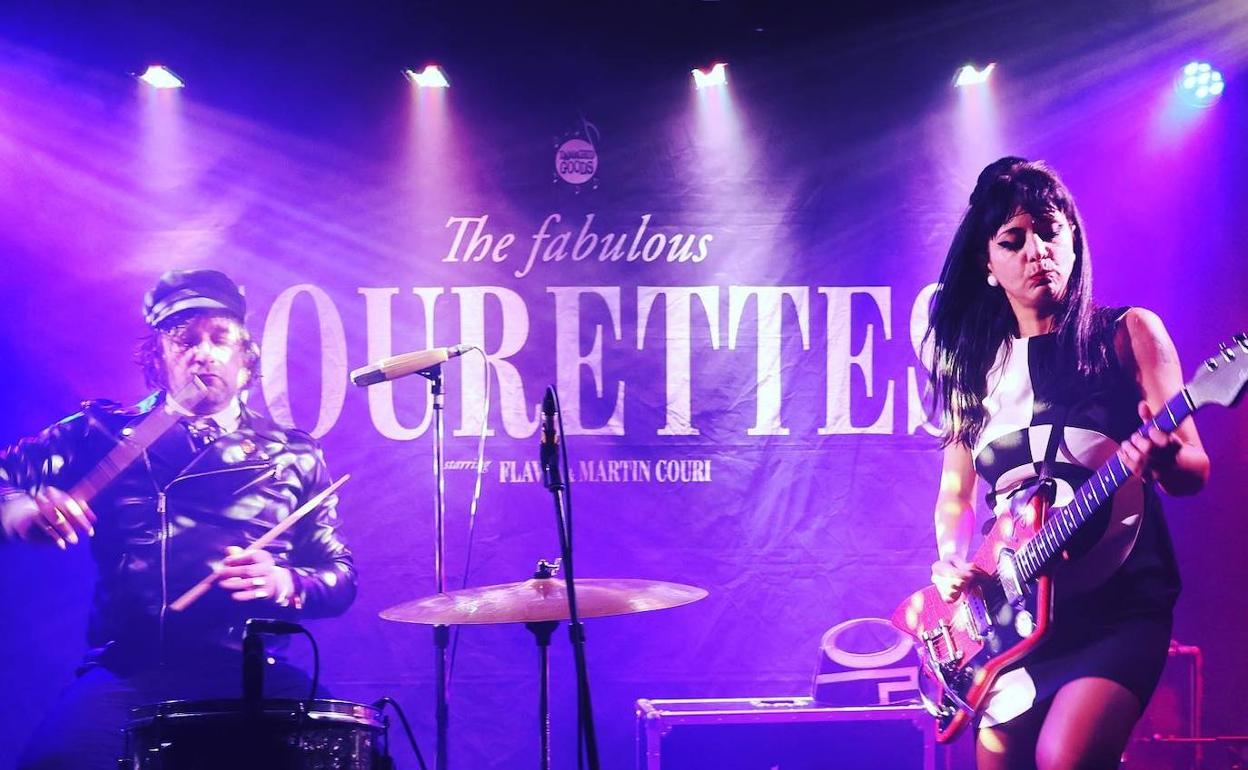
[525,559,562,770]
[418,364,449,770]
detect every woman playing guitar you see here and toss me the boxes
[925,157,1210,769]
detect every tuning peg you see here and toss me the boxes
[1204,357,1220,371]
[1236,333,1247,350]
[1221,342,1237,361]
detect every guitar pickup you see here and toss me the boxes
[997,548,1026,605]
[963,589,992,640]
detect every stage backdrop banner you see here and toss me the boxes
[2,5,1246,767]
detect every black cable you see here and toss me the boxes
[552,388,585,770]
[449,346,490,694]
[552,387,598,770]
[300,629,320,702]
[374,696,430,770]
[556,386,573,555]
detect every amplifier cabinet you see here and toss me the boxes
[635,697,935,770]
[1122,642,1204,770]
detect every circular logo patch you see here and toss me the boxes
[555,138,597,185]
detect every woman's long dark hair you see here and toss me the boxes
[927,157,1112,449]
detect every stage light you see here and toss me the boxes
[137,65,184,89]
[692,62,728,89]
[1175,61,1224,107]
[953,63,995,87]
[404,65,450,88]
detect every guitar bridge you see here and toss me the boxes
[919,620,962,666]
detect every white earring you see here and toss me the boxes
[986,274,999,287]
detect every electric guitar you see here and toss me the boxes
[891,333,1248,743]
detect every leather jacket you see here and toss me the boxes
[0,392,356,668]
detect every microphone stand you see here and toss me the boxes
[541,388,600,770]
[353,350,471,770]
[418,364,450,770]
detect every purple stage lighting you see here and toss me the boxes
[953,63,994,87]
[1176,61,1224,107]
[404,65,450,88]
[137,65,184,89]
[692,62,728,90]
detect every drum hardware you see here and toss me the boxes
[368,379,709,769]
[540,385,599,769]
[242,618,317,703]
[122,698,388,770]
[523,560,562,770]
[379,573,709,626]
[123,620,397,769]
[372,696,430,770]
[380,561,708,770]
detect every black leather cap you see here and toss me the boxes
[143,269,245,329]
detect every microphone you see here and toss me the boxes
[540,386,562,490]
[242,618,305,701]
[350,344,473,387]
[245,618,305,636]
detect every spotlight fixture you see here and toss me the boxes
[404,65,450,88]
[137,65,184,89]
[1175,61,1224,107]
[954,63,995,87]
[692,62,728,89]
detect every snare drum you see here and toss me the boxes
[123,698,386,770]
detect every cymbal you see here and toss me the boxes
[379,578,708,625]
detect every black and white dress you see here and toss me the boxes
[971,310,1180,727]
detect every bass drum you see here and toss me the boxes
[123,698,386,770]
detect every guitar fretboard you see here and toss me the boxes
[1014,389,1193,583]
[67,378,208,503]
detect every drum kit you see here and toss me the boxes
[123,568,708,769]
[122,371,709,769]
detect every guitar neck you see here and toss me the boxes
[69,406,184,501]
[68,379,209,502]
[1014,388,1194,583]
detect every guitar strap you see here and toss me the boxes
[1039,403,1068,478]
[1034,401,1069,507]
[984,403,1068,534]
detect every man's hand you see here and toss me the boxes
[0,487,95,549]
[215,546,295,604]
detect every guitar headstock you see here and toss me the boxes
[1186,333,1248,409]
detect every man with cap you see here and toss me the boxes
[0,269,357,770]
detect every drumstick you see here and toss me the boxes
[168,473,350,612]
